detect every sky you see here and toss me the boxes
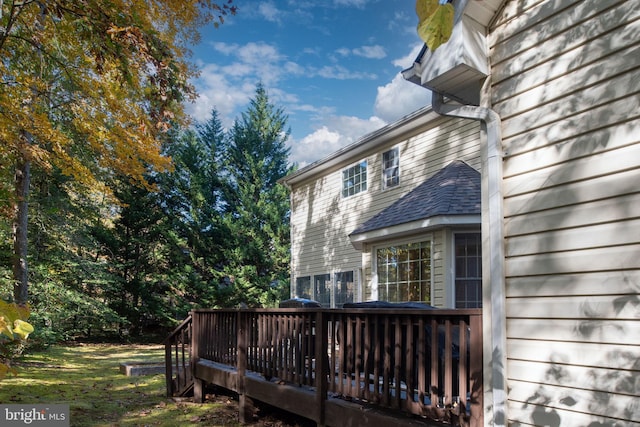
[186,0,432,167]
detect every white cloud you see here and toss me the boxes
[372,44,431,123]
[186,65,254,126]
[352,45,386,59]
[258,2,282,23]
[315,65,376,80]
[334,45,386,59]
[392,43,424,69]
[373,73,431,124]
[288,115,386,167]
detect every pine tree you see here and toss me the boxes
[158,112,228,307]
[221,84,292,307]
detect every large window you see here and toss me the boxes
[314,274,331,307]
[335,271,355,307]
[376,241,431,303]
[382,147,399,189]
[342,160,367,197]
[455,233,482,308]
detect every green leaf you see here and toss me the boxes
[417,3,455,51]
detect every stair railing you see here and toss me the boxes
[164,314,193,397]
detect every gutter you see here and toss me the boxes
[432,91,508,426]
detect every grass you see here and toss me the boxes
[0,344,242,426]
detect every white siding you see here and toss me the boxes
[289,117,481,306]
[491,0,640,425]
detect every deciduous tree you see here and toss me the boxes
[0,0,236,304]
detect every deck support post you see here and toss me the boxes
[237,310,256,423]
[193,378,205,403]
[192,311,203,402]
[314,310,328,426]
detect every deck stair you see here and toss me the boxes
[164,315,193,397]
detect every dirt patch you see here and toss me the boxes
[194,389,316,426]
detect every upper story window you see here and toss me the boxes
[342,160,367,197]
[382,147,399,189]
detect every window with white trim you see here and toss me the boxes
[376,241,431,303]
[342,160,367,197]
[382,147,399,189]
[454,233,482,308]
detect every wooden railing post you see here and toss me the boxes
[165,336,173,397]
[237,310,255,423]
[191,311,206,403]
[469,312,484,426]
[314,310,328,426]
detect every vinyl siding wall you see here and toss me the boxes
[289,116,482,307]
[490,0,640,424]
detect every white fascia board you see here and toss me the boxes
[349,214,480,250]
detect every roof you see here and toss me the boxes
[351,160,480,236]
[280,106,443,187]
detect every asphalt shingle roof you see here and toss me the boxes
[350,160,480,236]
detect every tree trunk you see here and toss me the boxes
[12,154,30,305]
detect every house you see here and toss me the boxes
[283,0,640,425]
[280,109,484,310]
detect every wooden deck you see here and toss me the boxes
[165,308,483,427]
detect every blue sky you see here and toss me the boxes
[187,0,431,167]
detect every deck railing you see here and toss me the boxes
[164,314,193,397]
[187,307,483,426]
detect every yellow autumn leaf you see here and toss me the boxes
[415,0,439,22]
[13,319,34,340]
[417,3,455,51]
[0,363,10,381]
[0,316,14,340]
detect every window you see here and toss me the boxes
[296,276,311,300]
[314,274,331,307]
[376,241,431,303]
[335,271,355,307]
[382,147,399,189]
[454,233,482,308]
[342,160,367,197]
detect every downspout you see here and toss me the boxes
[432,91,508,426]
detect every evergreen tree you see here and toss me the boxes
[220,83,292,307]
[92,178,179,336]
[158,112,229,308]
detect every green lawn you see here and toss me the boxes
[0,344,240,426]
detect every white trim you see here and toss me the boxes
[350,214,480,250]
[452,230,483,309]
[381,145,400,191]
[371,235,434,304]
[341,159,368,199]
